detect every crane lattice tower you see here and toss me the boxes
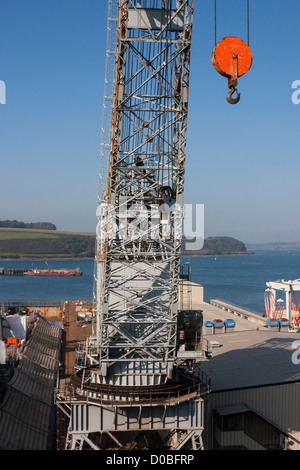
[58,0,209,451]
[94,0,193,384]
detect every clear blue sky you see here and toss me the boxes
[0,0,299,243]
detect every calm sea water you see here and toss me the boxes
[183,250,300,315]
[0,251,299,316]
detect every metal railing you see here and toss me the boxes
[210,298,264,318]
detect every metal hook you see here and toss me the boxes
[226,86,240,104]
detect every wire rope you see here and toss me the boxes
[214,0,250,46]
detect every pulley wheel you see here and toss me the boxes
[212,36,253,80]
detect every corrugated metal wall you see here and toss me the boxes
[204,382,300,450]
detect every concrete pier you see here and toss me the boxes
[179,281,266,332]
[210,298,266,328]
[0,268,32,276]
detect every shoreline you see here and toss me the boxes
[0,257,94,262]
[0,252,256,262]
[181,251,256,258]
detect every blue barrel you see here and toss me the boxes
[279,318,290,329]
[224,319,236,331]
[267,319,280,328]
[204,321,214,334]
[213,319,224,333]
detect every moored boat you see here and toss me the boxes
[24,267,82,276]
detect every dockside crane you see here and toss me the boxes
[57,0,253,451]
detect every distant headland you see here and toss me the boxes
[0,222,254,260]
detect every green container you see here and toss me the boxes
[177,310,203,351]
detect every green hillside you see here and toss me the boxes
[0,229,95,259]
[0,229,251,259]
[182,236,249,256]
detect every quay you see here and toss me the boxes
[209,298,266,328]
[179,280,267,331]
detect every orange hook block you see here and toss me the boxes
[212,36,253,103]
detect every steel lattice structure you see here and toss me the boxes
[56,0,209,451]
[92,0,194,385]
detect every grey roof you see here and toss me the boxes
[0,316,61,450]
[199,329,300,392]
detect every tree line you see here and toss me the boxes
[0,220,57,230]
